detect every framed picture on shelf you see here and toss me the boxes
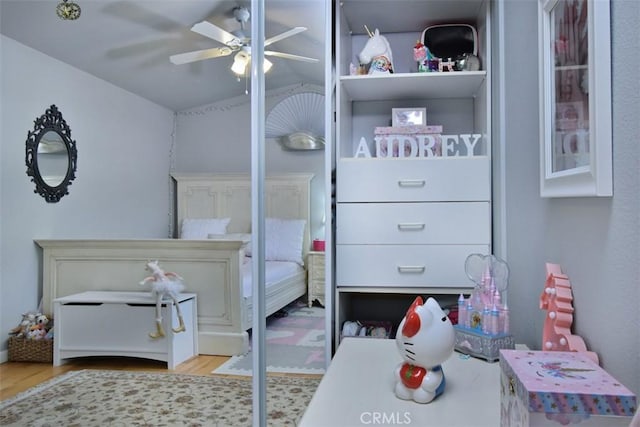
[391,108,426,127]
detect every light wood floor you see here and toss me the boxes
[0,354,229,401]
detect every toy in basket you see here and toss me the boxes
[8,312,54,362]
[394,296,455,404]
[454,254,515,362]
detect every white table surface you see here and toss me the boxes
[300,337,500,427]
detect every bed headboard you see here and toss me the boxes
[171,173,314,256]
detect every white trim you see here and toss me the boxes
[323,0,333,369]
[494,0,508,263]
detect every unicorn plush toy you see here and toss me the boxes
[394,296,455,403]
[139,260,186,339]
[358,28,394,74]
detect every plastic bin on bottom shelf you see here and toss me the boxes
[340,320,393,341]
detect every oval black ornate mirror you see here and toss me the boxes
[25,105,77,203]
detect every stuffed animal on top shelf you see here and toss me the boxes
[394,296,455,404]
[139,260,186,339]
[358,27,394,75]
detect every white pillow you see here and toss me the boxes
[180,218,231,239]
[265,218,306,265]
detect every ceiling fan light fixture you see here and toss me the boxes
[263,58,273,73]
[231,52,248,75]
[56,0,81,20]
[231,52,273,76]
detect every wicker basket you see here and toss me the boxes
[8,336,53,363]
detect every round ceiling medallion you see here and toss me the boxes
[56,1,81,21]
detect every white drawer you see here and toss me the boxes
[336,202,490,244]
[336,244,489,287]
[337,157,490,202]
[57,303,170,352]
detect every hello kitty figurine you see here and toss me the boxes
[394,296,455,403]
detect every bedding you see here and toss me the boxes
[181,218,231,239]
[241,260,305,298]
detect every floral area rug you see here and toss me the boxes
[0,369,320,426]
[213,302,326,376]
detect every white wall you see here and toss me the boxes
[174,83,326,240]
[501,0,640,396]
[0,36,175,358]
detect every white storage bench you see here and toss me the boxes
[53,291,198,369]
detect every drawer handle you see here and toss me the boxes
[397,223,425,231]
[63,302,103,306]
[398,179,425,188]
[397,266,426,274]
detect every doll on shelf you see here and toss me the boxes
[413,40,427,72]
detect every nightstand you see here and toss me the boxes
[307,251,325,307]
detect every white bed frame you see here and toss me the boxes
[37,173,313,356]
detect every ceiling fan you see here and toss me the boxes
[169,6,319,76]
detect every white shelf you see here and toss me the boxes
[334,0,492,348]
[340,71,487,101]
[555,64,588,71]
[338,286,474,294]
[341,0,486,35]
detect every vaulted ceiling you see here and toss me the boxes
[0,0,327,111]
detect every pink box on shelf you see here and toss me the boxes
[500,350,636,426]
[312,239,325,251]
[374,125,443,135]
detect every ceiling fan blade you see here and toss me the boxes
[191,21,244,48]
[265,50,319,63]
[264,27,307,47]
[170,47,233,65]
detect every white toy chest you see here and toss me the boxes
[53,291,198,369]
[500,349,636,426]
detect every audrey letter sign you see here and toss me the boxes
[354,134,483,158]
